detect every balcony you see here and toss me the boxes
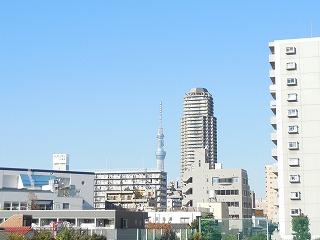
[269,42,275,54]
[290,209,301,216]
[288,109,298,118]
[183,176,192,184]
[272,181,278,191]
[288,93,298,102]
[289,175,300,183]
[286,46,296,55]
[288,141,299,150]
[271,148,278,160]
[269,70,275,83]
[286,62,297,70]
[271,132,277,144]
[269,54,275,63]
[269,84,276,99]
[289,158,300,167]
[184,187,193,195]
[270,100,276,113]
[290,192,301,200]
[270,116,277,129]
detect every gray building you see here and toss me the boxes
[0,167,94,210]
[182,149,252,231]
[180,88,217,181]
[0,210,147,240]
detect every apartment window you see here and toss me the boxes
[218,178,233,184]
[290,192,301,200]
[288,109,298,118]
[62,203,70,210]
[289,158,300,166]
[20,202,27,210]
[288,141,299,150]
[12,202,19,210]
[290,209,301,216]
[287,78,297,86]
[212,178,219,184]
[3,202,11,210]
[286,62,297,70]
[288,93,298,102]
[286,46,296,54]
[215,190,239,195]
[227,202,239,207]
[288,125,299,134]
[289,175,300,183]
[120,218,128,228]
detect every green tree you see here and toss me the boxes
[222,234,237,240]
[8,234,26,240]
[190,218,199,232]
[248,233,266,240]
[32,230,53,240]
[200,218,221,240]
[55,228,74,240]
[292,215,311,240]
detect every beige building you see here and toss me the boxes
[182,149,252,232]
[264,164,278,223]
[269,37,320,239]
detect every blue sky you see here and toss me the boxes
[0,1,319,197]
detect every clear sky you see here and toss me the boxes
[0,1,319,197]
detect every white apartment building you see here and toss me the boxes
[94,170,167,211]
[265,164,278,223]
[180,88,217,180]
[269,37,320,239]
[52,154,69,171]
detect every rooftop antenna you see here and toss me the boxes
[310,20,313,37]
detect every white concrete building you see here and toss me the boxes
[269,37,320,239]
[180,88,217,180]
[0,167,94,210]
[94,170,167,211]
[52,154,69,171]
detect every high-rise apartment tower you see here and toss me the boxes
[180,88,217,180]
[269,37,320,239]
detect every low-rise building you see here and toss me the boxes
[0,167,94,210]
[94,170,167,211]
[182,149,252,232]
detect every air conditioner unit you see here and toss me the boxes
[286,47,296,54]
